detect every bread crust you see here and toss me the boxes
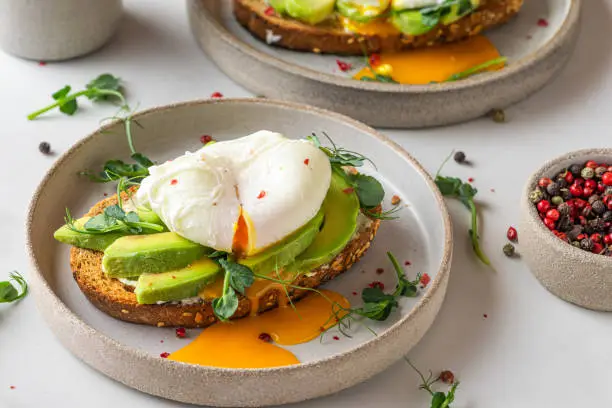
[233,0,524,55]
[69,193,381,328]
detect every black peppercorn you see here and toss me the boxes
[582,206,594,218]
[605,187,612,197]
[453,151,466,164]
[503,243,515,257]
[546,182,560,197]
[556,216,572,232]
[588,194,601,205]
[592,200,606,215]
[568,225,583,241]
[557,202,571,216]
[581,238,594,251]
[603,211,612,223]
[569,164,582,176]
[596,167,608,178]
[581,167,595,179]
[589,218,606,232]
[560,188,571,200]
[39,141,51,155]
[556,179,568,189]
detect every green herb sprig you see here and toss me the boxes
[307,133,393,218]
[65,204,164,236]
[445,57,508,82]
[28,74,127,120]
[0,272,28,304]
[406,358,460,408]
[212,258,255,321]
[434,152,491,266]
[418,0,474,28]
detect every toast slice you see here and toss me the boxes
[70,192,381,328]
[233,0,524,55]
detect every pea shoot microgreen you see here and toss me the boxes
[64,205,164,236]
[307,133,395,219]
[445,56,508,82]
[0,272,28,304]
[212,258,255,321]
[434,151,491,266]
[405,358,460,408]
[27,74,128,120]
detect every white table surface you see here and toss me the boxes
[2,1,612,407]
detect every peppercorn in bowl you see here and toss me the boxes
[520,148,612,311]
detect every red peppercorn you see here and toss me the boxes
[564,172,574,184]
[258,333,273,342]
[583,187,594,197]
[376,268,384,275]
[598,183,606,193]
[586,160,598,169]
[507,226,518,242]
[579,216,587,226]
[369,54,381,67]
[211,91,224,98]
[593,242,604,254]
[420,273,431,287]
[200,134,213,144]
[170,179,178,185]
[538,177,552,188]
[175,327,186,338]
[336,59,352,72]
[160,352,170,358]
[546,209,560,221]
[574,198,587,209]
[343,187,355,194]
[439,370,455,384]
[543,217,556,230]
[574,178,585,186]
[404,261,411,266]
[537,200,551,213]
[602,172,612,186]
[333,336,340,341]
[304,158,310,165]
[604,234,612,245]
[591,233,602,243]
[257,190,266,199]
[585,179,597,190]
[569,184,583,197]
[264,6,275,16]
[576,234,586,241]
[368,281,385,290]
[537,18,549,27]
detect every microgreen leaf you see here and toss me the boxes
[212,289,239,321]
[104,204,126,221]
[219,258,254,295]
[359,300,396,321]
[0,272,28,303]
[349,173,385,208]
[405,358,461,408]
[446,57,507,82]
[208,250,229,259]
[431,392,447,408]
[361,287,395,304]
[28,73,128,120]
[434,152,491,267]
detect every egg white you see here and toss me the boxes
[136,131,331,255]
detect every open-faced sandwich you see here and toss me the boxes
[53,130,387,329]
[235,0,525,55]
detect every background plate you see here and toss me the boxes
[188,0,580,128]
[27,99,451,407]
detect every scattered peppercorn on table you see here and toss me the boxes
[2,0,612,407]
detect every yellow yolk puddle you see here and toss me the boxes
[168,290,350,368]
[354,36,502,85]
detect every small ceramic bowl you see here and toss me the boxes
[520,148,612,311]
[0,0,123,61]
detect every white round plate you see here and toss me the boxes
[188,0,580,128]
[27,99,452,406]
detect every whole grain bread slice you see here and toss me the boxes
[233,0,524,55]
[69,192,381,328]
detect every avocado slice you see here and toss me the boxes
[102,232,209,278]
[269,0,288,14]
[240,209,324,275]
[391,9,436,35]
[336,0,390,23]
[135,258,222,304]
[285,0,335,25]
[440,0,478,25]
[286,171,360,273]
[53,208,167,252]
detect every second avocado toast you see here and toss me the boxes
[55,131,389,328]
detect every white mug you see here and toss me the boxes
[0,0,123,61]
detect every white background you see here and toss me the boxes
[2,1,612,407]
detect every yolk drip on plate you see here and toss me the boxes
[354,36,503,85]
[168,290,349,369]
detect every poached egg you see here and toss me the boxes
[136,131,331,256]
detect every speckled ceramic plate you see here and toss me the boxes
[26,99,452,407]
[188,0,580,128]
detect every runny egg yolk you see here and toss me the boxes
[168,290,350,369]
[354,36,503,85]
[231,207,252,258]
[340,16,399,36]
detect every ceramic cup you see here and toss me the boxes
[520,148,612,311]
[0,0,123,61]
